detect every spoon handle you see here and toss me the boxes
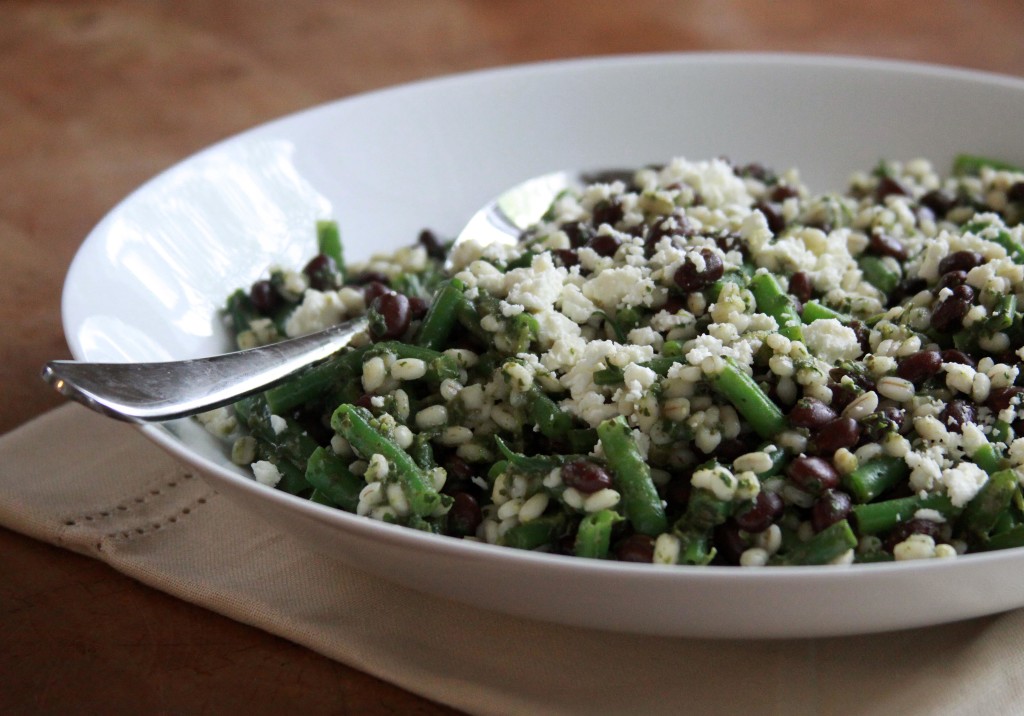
[41,316,369,423]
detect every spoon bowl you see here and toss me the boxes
[42,169,591,422]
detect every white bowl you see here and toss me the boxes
[62,53,1024,638]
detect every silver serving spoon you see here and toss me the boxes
[42,169,604,423]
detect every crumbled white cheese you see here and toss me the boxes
[801,319,862,364]
[251,460,283,487]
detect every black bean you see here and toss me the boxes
[249,279,281,314]
[919,189,956,218]
[938,250,984,275]
[714,437,754,464]
[615,534,656,563]
[789,271,813,303]
[829,367,875,393]
[937,270,968,289]
[586,233,622,258]
[940,399,976,434]
[673,248,724,292]
[811,489,853,533]
[369,292,411,340]
[713,232,746,255]
[408,296,429,319]
[754,201,785,234]
[896,350,943,384]
[868,232,908,260]
[827,382,858,413]
[447,492,482,537]
[591,199,623,228]
[986,387,1024,412]
[734,490,784,533]
[444,458,475,487]
[303,253,341,291]
[951,283,975,303]
[661,294,687,315]
[664,474,692,515]
[786,455,840,495]
[930,296,971,333]
[849,319,872,354]
[417,228,447,260]
[713,522,748,565]
[939,349,975,368]
[1007,181,1024,204]
[553,248,580,267]
[355,392,376,410]
[812,417,862,455]
[347,270,390,286]
[880,406,907,434]
[890,277,928,304]
[788,397,837,430]
[875,176,909,202]
[885,518,942,552]
[362,280,392,307]
[562,221,593,248]
[738,161,771,181]
[644,216,695,256]
[770,184,800,202]
[562,460,614,494]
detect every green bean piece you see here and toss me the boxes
[574,509,624,559]
[676,530,716,566]
[454,296,492,343]
[858,255,900,295]
[710,357,787,439]
[226,288,258,334]
[771,519,858,566]
[593,366,625,385]
[972,441,1005,475]
[987,294,1017,334]
[525,385,574,439]
[596,416,668,536]
[852,493,957,535]
[992,419,1015,447]
[315,219,346,283]
[675,483,732,533]
[801,300,851,324]
[331,404,441,517]
[750,272,803,341]
[237,395,320,468]
[952,154,1024,176]
[567,428,598,455]
[842,455,908,503]
[645,355,687,377]
[500,514,564,550]
[305,446,363,511]
[409,432,437,470]
[990,231,1024,264]
[959,468,1019,539]
[991,509,1020,536]
[487,460,508,480]
[493,436,570,474]
[415,278,466,350]
[309,489,334,506]
[614,306,643,335]
[983,524,1024,552]
[250,439,310,495]
[264,346,369,414]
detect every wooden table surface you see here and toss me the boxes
[3,2,1024,713]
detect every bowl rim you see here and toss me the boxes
[65,50,1024,586]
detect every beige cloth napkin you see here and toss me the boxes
[3,404,1024,715]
